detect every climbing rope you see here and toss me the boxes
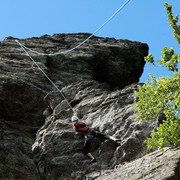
[16,40,77,115]
[16,0,132,56]
[15,0,132,115]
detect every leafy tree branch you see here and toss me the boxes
[135,3,180,150]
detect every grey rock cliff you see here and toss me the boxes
[32,81,155,179]
[0,33,179,179]
[1,33,148,89]
[96,147,180,180]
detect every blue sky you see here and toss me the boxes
[1,0,180,82]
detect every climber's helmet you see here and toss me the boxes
[71,115,79,122]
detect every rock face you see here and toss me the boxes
[96,147,180,180]
[32,81,156,179]
[1,33,148,90]
[0,33,179,179]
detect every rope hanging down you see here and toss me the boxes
[16,40,77,115]
[15,0,132,116]
[16,0,132,56]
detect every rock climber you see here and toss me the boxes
[71,115,121,164]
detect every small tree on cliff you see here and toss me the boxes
[134,3,180,150]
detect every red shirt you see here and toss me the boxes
[73,121,90,134]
